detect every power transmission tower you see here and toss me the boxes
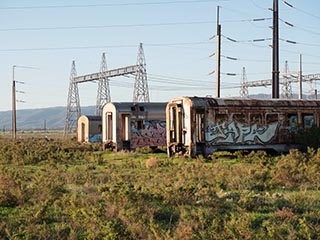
[240,67,249,98]
[64,61,81,138]
[281,60,292,99]
[133,43,150,102]
[95,53,111,115]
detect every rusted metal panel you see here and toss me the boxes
[166,96,320,157]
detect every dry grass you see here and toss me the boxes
[146,157,160,169]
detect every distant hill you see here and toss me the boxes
[0,106,95,130]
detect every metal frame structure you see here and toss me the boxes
[64,43,149,137]
[240,72,320,99]
[95,53,111,116]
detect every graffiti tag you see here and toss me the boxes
[206,120,279,145]
[131,120,166,148]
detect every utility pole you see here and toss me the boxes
[11,65,35,139]
[12,65,16,140]
[216,6,221,98]
[299,54,303,99]
[272,0,280,98]
[43,119,47,132]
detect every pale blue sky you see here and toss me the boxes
[1,0,320,111]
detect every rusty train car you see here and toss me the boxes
[102,102,167,151]
[166,96,320,157]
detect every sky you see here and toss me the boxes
[1,0,320,112]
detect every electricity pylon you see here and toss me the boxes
[240,67,249,98]
[133,43,150,102]
[281,60,292,99]
[64,61,81,138]
[95,53,111,115]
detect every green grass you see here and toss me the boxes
[1,138,320,239]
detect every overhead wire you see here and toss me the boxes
[0,21,216,32]
[0,0,226,10]
[279,18,320,36]
[0,18,274,33]
[0,41,212,52]
[281,0,320,20]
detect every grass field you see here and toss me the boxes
[1,138,320,239]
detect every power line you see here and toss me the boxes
[279,18,320,36]
[222,34,272,43]
[0,0,225,10]
[249,0,269,10]
[0,41,211,52]
[280,38,320,47]
[0,18,272,32]
[0,21,216,32]
[281,0,320,20]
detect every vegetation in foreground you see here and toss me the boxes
[0,138,320,239]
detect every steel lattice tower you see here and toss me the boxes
[239,67,249,98]
[281,60,292,99]
[64,61,81,138]
[95,53,111,115]
[133,43,150,102]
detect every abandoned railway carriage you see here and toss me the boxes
[102,102,167,151]
[77,115,102,143]
[167,96,320,157]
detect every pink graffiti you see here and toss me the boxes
[131,120,166,148]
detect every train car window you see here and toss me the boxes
[139,106,145,111]
[215,113,228,124]
[137,120,144,130]
[250,113,262,125]
[266,113,279,124]
[288,115,298,127]
[303,115,314,128]
[233,113,247,124]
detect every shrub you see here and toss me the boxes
[146,157,160,169]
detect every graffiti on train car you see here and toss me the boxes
[131,120,166,148]
[206,120,280,145]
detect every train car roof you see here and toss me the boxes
[78,115,102,121]
[170,96,320,108]
[103,102,167,112]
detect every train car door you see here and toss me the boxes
[195,110,206,154]
[81,122,86,142]
[169,104,184,144]
[106,112,113,141]
[122,114,131,149]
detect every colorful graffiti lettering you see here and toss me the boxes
[131,120,166,148]
[206,120,280,145]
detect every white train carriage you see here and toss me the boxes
[77,115,102,143]
[102,102,167,151]
[166,96,320,157]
